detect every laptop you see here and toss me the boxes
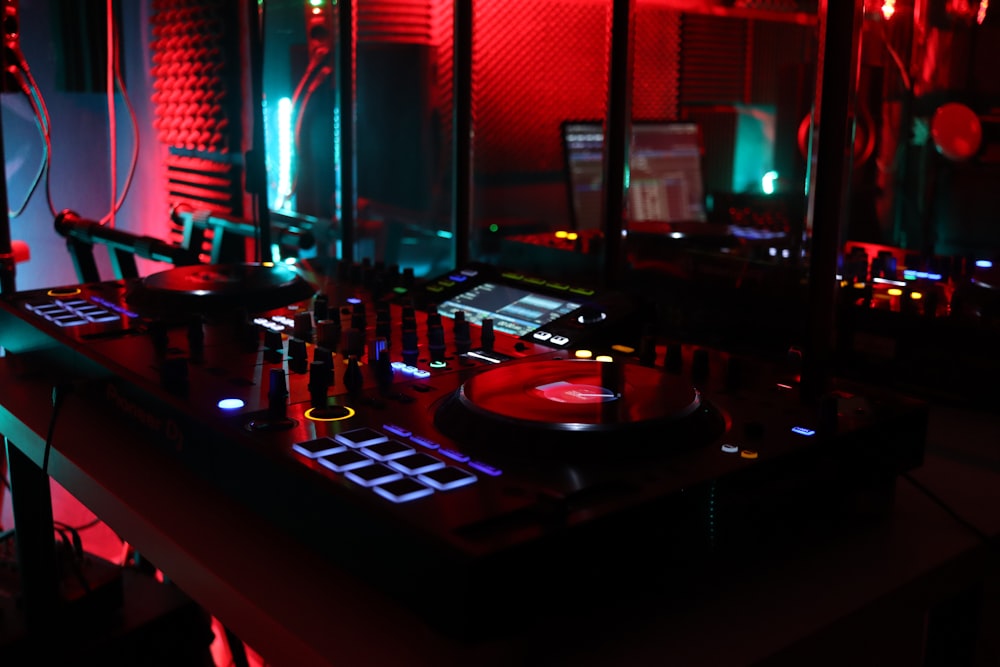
[561,120,708,233]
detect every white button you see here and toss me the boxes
[532,331,552,341]
[549,335,570,346]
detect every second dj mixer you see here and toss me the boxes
[0,261,927,637]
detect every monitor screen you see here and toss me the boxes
[437,282,581,338]
[562,121,707,231]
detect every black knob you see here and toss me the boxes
[293,311,313,339]
[402,328,419,366]
[308,360,329,408]
[344,356,364,395]
[287,338,308,374]
[313,293,329,321]
[344,328,365,358]
[576,306,607,326]
[314,346,334,385]
[267,368,288,420]
[370,337,394,392]
[481,318,495,351]
[264,329,284,353]
[453,311,471,355]
[351,310,366,331]
[315,319,341,351]
[375,306,392,341]
[149,321,170,356]
[427,324,446,363]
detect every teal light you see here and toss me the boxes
[761,170,779,195]
[436,230,454,239]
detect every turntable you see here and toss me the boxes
[125,262,316,317]
[435,357,726,458]
[0,260,928,639]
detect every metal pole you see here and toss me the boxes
[452,0,473,268]
[602,0,635,289]
[338,0,357,264]
[0,36,15,296]
[246,0,272,264]
[800,0,865,403]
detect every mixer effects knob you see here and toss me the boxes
[267,368,289,420]
[264,328,284,353]
[453,311,471,355]
[308,360,331,408]
[427,324,446,363]
[293,311,313,339]
[481,318,495,351]
[313,293,329,321]
[401,328,419,366]
[344,356,364,395]
[288,338,308,374]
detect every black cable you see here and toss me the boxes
[902,471,995,548]
[54,517,103,533]
[41,384,70,477]
[5,64,48,218]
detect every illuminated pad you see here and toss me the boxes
[292,437,347,459]
[345,463,404,488]
[418,466,477,491]
[374,477,435,503]
[27,298,121,326]
[388,452,446,475]
[318,450,373,473]
[361,440,414,462]
[334,427,389,448]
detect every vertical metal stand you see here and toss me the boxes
[452,0,474,269]
[800,0,865,403]
[246,0,272,264]
[338,0,357,264]
[601,0,636,289]
[5,437,59,637]
[0,32,15,297]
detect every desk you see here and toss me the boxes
[2,355,998,666]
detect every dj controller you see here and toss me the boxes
[0,261,928,637]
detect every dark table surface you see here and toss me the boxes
[3,354,999,667]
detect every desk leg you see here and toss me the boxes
[4,436,60,636]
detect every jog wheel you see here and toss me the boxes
[435,357,725,459]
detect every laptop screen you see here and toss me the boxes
[562,121,707,231]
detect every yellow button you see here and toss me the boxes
[740,449,759,460]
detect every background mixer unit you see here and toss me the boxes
[0,262,927,637]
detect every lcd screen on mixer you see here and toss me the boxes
[437,283,581,338]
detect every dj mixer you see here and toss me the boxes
[0,261,927,637]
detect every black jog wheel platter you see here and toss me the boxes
[435,357,727,457]
[126,263,316,317]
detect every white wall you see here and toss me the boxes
[3,0,169,291]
